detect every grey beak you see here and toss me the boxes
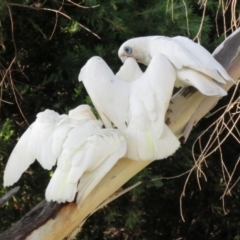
[120,56,128,63]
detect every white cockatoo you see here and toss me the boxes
[118,36,233,96]
[4,105,127,204]
[79,55,180,161]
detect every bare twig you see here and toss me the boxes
[0,186,20,208]
[7,2,101,39]
[67,0,99,9]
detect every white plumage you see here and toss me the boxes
[118,36,233,96]
[116,57,143,82]
[79,55,180,161]
[4,105,126,204]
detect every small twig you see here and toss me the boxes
[181,0,190,36]
[5,5,29,124]
[0,186,20,208]
[67,0,99,9]
[193,0,207,43]
[49,12,59,40]
[152,170,191,181]
[7,2,101,39]
[221,156,240,198]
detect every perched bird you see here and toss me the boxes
[118,36,233,96]
[79,55,180,161]
[4,105,126,204]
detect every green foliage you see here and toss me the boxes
[0,0,239,239]
[0,119,14,156]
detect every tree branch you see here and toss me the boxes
[0,200,64,240]
[0,186,20,208]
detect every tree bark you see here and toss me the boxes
[0,201,64,240]
[1,28,239,240]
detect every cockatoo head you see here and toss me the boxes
[118,37,152,66]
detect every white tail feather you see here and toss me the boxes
[45,168,77,203]
[124,123,180,161]
[76,147,125,205]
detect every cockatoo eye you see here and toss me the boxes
[124,46,133,55]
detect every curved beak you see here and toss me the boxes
[120,52,133,63]
[120,56,128,63]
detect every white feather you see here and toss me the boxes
[176,68,227,96]
[4,109,61,186]
[26,110,61,169]
[76,130,126,204]
[4,124,35,186]
[79,56,130,130]
[46,128,126,203]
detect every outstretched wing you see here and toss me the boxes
[3,110,62,186]
[4,124,35,186]
[26,110,63,169]
[79,56,130,130]
[46,125,126,203]
[4,105,98,188]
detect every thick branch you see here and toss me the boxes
[0,200,64,240]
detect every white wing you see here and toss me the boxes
[45,118,100,203]
[147,36,232,81]
[4,124,35,186]
[172,36,232,81]
[51,105,99,158]
[4,104,126,203]
[51,117,74,157]
[116,57,143,82]
[176,68,227,96]
[3,110,61,187]
[124,54,180,160]
[79,56,130,130]
[76,129,126,204]
[46,127,126,203]
[26,110,62,169]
